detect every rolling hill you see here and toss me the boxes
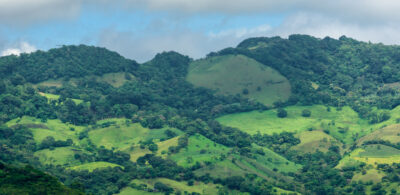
[187,54,291,106]
[3,35,400,194]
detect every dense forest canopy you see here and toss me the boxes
[1,35,400,194]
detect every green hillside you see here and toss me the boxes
[217,105,400,144]
[0,163,84,195]
[4,36,400,194]
[187,54,291,106]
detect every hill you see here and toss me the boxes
[3,35,400,194]
[187,54,291,106]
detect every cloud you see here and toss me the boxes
[113,0,400,22]
[97,23,275,62]
[269,12,400,45]
[1,41,37,56]
[0,0,81,25]
[97,9,400,63]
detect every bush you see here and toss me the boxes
[154,182,173,193]
[277,108,287,118]
[302,109,311,117]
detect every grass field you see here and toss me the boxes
[338,144,400,168]
[34,147,81,166]
[128,178,244,195]
[352,169,385,183]
[34,79,64,88]
[157,136,180,157]
[252,144,301,173]
[187,54,291,106]
[38,92,84,104]
[292,130,342,153]
[194,158,248,178]
[5,116,86,144]
[34,72,133,88]
[357,124,400,145]
[100,72,134,87]
[217,105,400,144]
[169,134,230,167]
[89,118,182,151]
[68,162,123,172]
[117,187,161,195]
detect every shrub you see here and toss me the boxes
[302,109,311,117]
[277,108,287,118]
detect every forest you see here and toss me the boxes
[2,35,400,194]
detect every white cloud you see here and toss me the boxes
[269,12,400,45]
[97,9,400,62]
[0,0,81,25]
[97,23,276,62]
[1,41,36,56]
[112,0,400,23]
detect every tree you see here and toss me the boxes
[148,143,158,152]
[302,109,311,117]
[154,182,173,194]
[277,108,287,118]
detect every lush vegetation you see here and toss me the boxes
[3,35,400,194]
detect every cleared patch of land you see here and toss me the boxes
[352,169,385,183]
[89,118,182,151]
[100,72,134,87]
[34,72,134,89]
[169,134,230,167]
[357,124,400,145]
[292,130,342,153]
[34,147,81,166]
[117,187,161,195]
[6,116,85,144]
[68,162,123,172]
[38,92,84,104]
[127,178,243,195]
[337,144,400,168]
[217,105,400,144]
[187,54,291,106]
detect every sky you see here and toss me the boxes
[1,0,400,62]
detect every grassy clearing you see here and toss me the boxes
[89,119,181,151]
[338,144,400,168]
[352,169,385,183]
[5,116,85,144]
[128,178,242,195]
[68,162,123,172]
[217,105,399,144]
[89,122,149,150]
[292,130,342,153]
[187,54,291,106]
[34,147,81,166]
[194,159,247,179]
[99,72,134,87]
[157,136,180,157]
[116,187,161,195]
[38,92,84,104]
[252,144,300,173]
[357,124,400,145]
[169,134,230,167]
[34,79,64,88]
[35,72,133,89]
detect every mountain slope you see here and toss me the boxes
[187,54,291,106]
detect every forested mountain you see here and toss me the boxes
[1,35,400,194]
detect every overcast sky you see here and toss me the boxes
[1,0,400,62]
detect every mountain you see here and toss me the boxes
[1,35,400,194]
